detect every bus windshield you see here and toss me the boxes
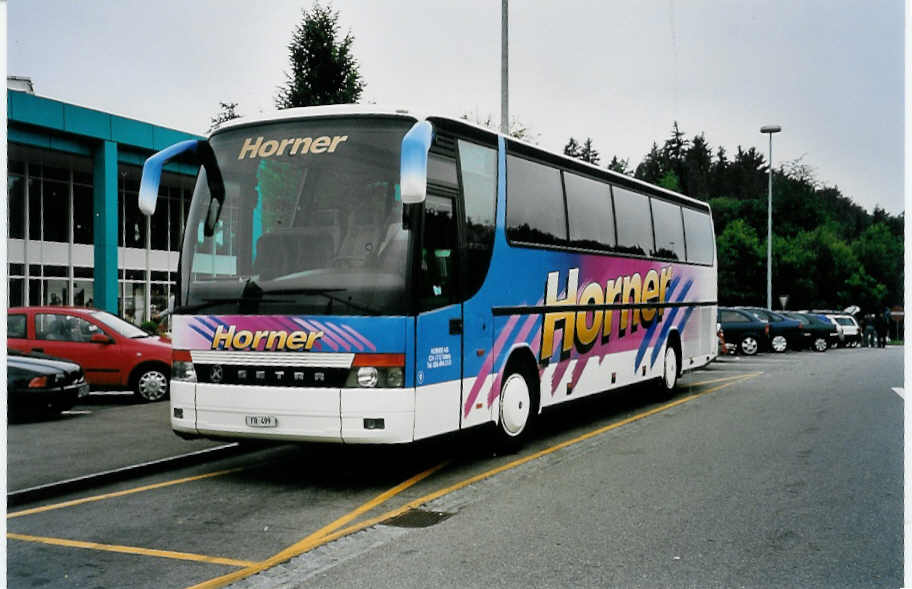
[180,117,414,315]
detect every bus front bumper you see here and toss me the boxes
[171,381,415,444]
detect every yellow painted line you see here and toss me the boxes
[8,533,256,568]
[188,460,448,589]
[686,371,763,387]
[189,372,762,589]
[8,468,244,519]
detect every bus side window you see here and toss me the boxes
[419,195,458,311]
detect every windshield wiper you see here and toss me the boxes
[174,295,296,314]
[265,288,383,316]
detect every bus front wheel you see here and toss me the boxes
[496,370,535,453]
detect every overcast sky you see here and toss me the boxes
[7,0,904,213]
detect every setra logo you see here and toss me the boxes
[237,135,348,159]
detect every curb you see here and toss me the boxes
[7,443,247,507]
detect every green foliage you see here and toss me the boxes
[620,121,903,311]
[209,101,241,133]
[579,138,600,165]
[275,2,364,108]
[658,170,680,192]
[461,113,539,143]
[715,219,764,305]
[607,155,630,175]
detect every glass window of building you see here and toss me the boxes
[8,168,25,239]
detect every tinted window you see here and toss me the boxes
[650,198,684,260]
[683,207,715,264]
[506,155,566,246]
[565,172,615,251]
[36,313,103,342]
[720,310,747,323]
[458,140,497,298]
[612,186,653,256]
[418,195,458,311]
[8,314,26,338]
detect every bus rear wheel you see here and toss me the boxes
[496,370,535,453]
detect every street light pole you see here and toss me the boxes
[501,0,509,135]
[760,125,781,309]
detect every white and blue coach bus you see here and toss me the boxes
[138,106,717,448]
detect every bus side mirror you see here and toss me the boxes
[400,121,433,205]
[138,140,225,236]
[139,140,199,216]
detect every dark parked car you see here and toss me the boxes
[8,350,89,416]
[779,312,839,352]
[717,308,770,356]
[8,306,172,402]
[739,308,802,353]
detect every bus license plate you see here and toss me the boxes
[246,415,278,428]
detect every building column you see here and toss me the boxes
[93,140,118,313]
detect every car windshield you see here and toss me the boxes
[180,117,414,316]
[90,311,149,338]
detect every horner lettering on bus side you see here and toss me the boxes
[540,266,673,361]
[237,135,349,159]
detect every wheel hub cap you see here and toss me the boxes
[501,375,531,437]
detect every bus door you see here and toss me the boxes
[414,193,463,440]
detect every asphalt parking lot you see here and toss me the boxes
[8,393,232,496]
[6,346,903,588]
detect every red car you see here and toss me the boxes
[7,306,171,402]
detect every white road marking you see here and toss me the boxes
[892,387,904,399]
[60,410,92,415]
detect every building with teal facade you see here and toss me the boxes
[7,85,202,324]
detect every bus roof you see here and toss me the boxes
[212,105,711,212]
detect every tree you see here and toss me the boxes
[460,113,539,143]
[683,133,712,199]
[563,137,581,158]
[208,101,241,133]
[607,156,631,175]
[634,142,664,184]
[716,219,764,305]
[579,138,600,165]
[275,2,365,109]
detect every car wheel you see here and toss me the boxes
[496,370,535,453]
[771,335,788,353]
[134,367,169,402]
[739,336,759,356]
[813,337,828,352]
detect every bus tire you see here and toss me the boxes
[495,369,536,453]
[661,344,679,394]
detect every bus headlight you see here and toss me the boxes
[345,354,406,388]
[384,367,404,388]
[357,367,379,388]
[172,350,197,382]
